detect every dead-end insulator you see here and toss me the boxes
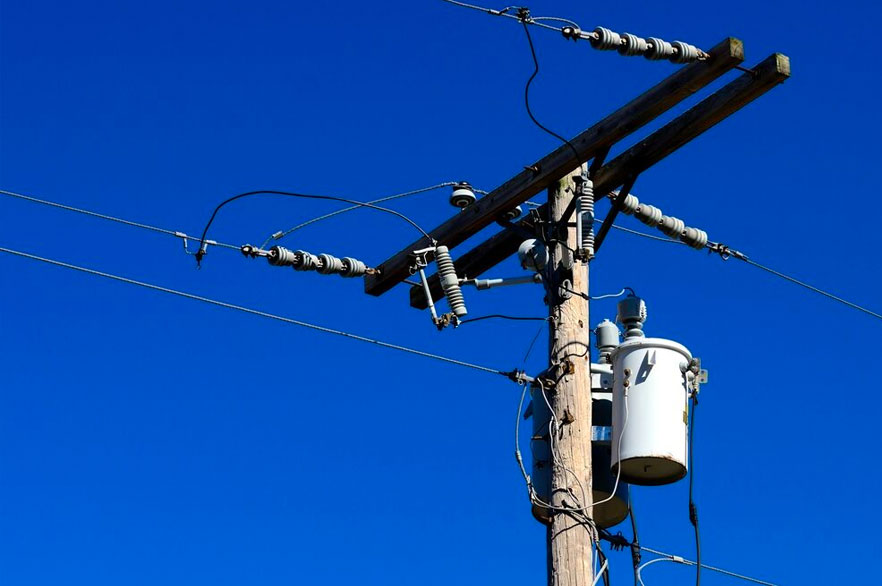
[266,245,371,277]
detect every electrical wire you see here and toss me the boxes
[688,391,701,586]
[196,190,433,265]
[439,1,573,34]
[0,245,511,378]
[740,257,882,321]
[593,214,882,323]
[259,182,457,249]
[0,188,240,252]
[637,557,674,586]
[520,17,584,171]
[459,314,548,324]
[638,546,777,586]
[629,501,641,586]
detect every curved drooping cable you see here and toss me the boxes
[520,18,584,170]
[195,190,433,265]
[260,182,456,249]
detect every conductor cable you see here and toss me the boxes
[260,182,457,249]
[0,245,510,378]
[196,190,433,265]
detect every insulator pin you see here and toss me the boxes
[645,37,675,61]
[681,227,708,249]
[435,245,468,318]
[591,27,622,50]
[618,33,648,56]
[659,216,685,239]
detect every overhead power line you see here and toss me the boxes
[260,182,458,249]
[595,216,882,322]
[0,245,510,378]
[196,190,433,265]
[638,546,776,586]
[0,188,239,253]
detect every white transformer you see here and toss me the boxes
[609,297,694,486]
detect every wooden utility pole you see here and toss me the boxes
[546,169,594,586]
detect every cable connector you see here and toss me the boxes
[707,241,748,261]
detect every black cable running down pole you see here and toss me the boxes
[630,502,641,586]
[689,392,701,586]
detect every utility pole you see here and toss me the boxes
[545,169,594,586]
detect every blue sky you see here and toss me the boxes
[1,1,879,584]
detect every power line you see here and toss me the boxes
[0,188,240,252]
[520,14,584,171]
[638,546,777,586]
[260,182,458,249]
[740,257,882,321]
[196,190,434,265]
[439,1,565,34]
[0,245,510,378]
[459,314,548,325]
[597,214,882,322]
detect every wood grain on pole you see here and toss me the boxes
[409,52,790,309]
[366,38,745,297]
[546,169,594,586]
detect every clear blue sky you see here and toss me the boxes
[1,1,878,584]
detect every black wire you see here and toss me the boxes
[520,18,583,169]
[459,314,549,324]
[689,392,701,586]
[629,501,641,586]
[596,544,611,586]
[195,190,433,264]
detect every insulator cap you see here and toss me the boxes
[659,216,685,239]
[595,319,621,359]
[645,37,675,60]
[618,33,648,56]
[617,296,647,339]
[681,226,708,249]
[635,204,663,227]
[591,26,622,50]
[670,41,701,64]
[502,205,523,221]
[267,245,297,267]
[317,253,343,275]
[450,182,477,209]
[518,239,548,272]
[295,250,318,271]
[619,193,640,215]
[340,257,367,278]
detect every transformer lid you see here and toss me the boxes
[609,336,692,361]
